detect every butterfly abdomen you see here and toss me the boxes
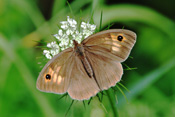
[74,41,93,78]
[80,56,93,78]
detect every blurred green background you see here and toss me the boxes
[0,0,175,117]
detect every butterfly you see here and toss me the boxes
[36,29,136,100]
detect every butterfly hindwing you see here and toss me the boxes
[67,55,100,100]
[85,51,123,90]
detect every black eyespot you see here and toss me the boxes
[45,74,51,80]
[117,35,123,41]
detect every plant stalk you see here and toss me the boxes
[106,90,119,117]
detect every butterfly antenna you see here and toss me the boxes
[65,100,74,117]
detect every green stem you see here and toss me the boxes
[106,90,119,117]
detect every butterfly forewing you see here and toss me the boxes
[36,48,74,94]
[82,29,136,62]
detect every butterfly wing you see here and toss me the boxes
[67,55,100,100]
[85,51,123,90]
[36,48,74,94]
[82,29,136,62]
[36,29,136,100]
[81,29,136,90]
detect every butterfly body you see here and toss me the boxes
[73,40,94,78]
[36,29,136,100]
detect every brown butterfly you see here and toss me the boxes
[36,29,136,100]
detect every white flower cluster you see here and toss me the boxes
[43,16,96,59]
[43,41,59,59]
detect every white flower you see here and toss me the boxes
[72,31,83,43]
[60,16,77,35]
[43,41,59,59]
[53,29,63,40]
[43,50,52,59]
[58,34,69,46]
[43,16,96,59]
[47,41,59,49]
[81,22,96,31]
[90,24,96,30]
[66,29,74,35]
[83,30,93,38]
[60,21,69,29]
[67,16,77,28]
[80,22,96,38]
[81,22,87,29]
[50,49,59,56]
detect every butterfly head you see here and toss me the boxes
[73,40,85,56]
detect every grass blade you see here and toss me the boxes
[118,58,175,107]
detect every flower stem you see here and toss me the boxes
[106,90,119,117]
